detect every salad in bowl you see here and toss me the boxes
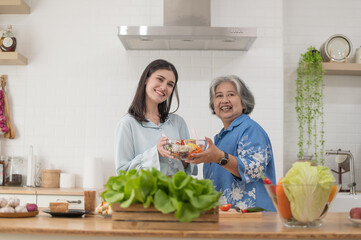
[164,139,208,161]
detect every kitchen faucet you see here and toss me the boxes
[325,149,356,195]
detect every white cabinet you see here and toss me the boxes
[0,193,36,204]
[37,194,83,208]
[0,187,85,208]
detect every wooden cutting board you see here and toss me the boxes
[219,209,262,218]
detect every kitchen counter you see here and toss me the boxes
[0,211,360,240]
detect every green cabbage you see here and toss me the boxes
[280,162,335,222]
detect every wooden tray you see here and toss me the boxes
[0,211,39,218]
[111,204,218,230]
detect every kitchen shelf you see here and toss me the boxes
[323,62,361,76]
[0,0,30,14]
[0,52,28,65]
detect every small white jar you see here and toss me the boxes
[355,47,361,64]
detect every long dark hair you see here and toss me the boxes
[128,59,179,123]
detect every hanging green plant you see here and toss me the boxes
[295,46,325,165]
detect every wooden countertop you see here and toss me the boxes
[0,211,360,239]
[0,186,85,195]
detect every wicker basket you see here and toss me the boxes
[41,169,61,188]
[111,203,219,230]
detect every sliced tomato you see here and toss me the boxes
[219,204,232,211]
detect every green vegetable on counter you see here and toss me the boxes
[280,162,335,223]
[101,168,221,222]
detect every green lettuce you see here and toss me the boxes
[102,168,221,222]
[280,162,335,222]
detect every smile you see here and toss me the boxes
[220,106,232,110]
[155,89,165,97]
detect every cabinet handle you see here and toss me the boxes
[56,199,82,204]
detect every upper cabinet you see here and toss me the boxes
[0,0,30,14]
[323,63,361,76]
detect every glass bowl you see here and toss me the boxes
[164,139,208,161]
[265,184,340,228]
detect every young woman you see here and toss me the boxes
[187,75,276,211]
[114,59,197,176]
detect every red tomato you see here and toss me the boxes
[219,204,232,211]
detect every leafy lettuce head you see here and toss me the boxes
[280,162,335,222]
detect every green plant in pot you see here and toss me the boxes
[295,46,325,165]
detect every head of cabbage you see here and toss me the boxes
[280,161,336,223]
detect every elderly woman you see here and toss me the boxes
[187,75,276,211]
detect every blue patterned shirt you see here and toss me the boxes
[203,114,276,211]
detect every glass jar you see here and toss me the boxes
[5,156,24,186]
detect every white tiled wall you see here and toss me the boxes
[1,0,284,187]
[284,0,361,190]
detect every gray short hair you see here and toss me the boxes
[209,75,255,115]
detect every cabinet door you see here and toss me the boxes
[37,195,83,208]
[0,193,37,204]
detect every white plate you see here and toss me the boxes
[325,34,352,62]
[348,216,361,225]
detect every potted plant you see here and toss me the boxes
[295,46,325,165]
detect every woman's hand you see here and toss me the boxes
[157,134,175,159]
[185,137,223,164]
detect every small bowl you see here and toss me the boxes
[164,139,208,161]
[265,184,340,228]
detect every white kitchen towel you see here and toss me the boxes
[60,173,75,188]
[83,157,104,190]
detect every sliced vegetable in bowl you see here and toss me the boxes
[164,139,208,160]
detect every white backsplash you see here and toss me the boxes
[0,0,359,190]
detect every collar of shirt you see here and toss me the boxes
[215,114,249,140]
[140,115,171,129]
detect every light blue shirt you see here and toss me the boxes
[203,114,276,211]
[114,113,197,176]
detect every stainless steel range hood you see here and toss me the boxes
[118,0,257,51]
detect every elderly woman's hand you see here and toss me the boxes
[185,137,224,164]
[157,134,175,159]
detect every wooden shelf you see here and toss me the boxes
[0,52,28,65]
[323,62,361,76]
[0,0,30,14]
